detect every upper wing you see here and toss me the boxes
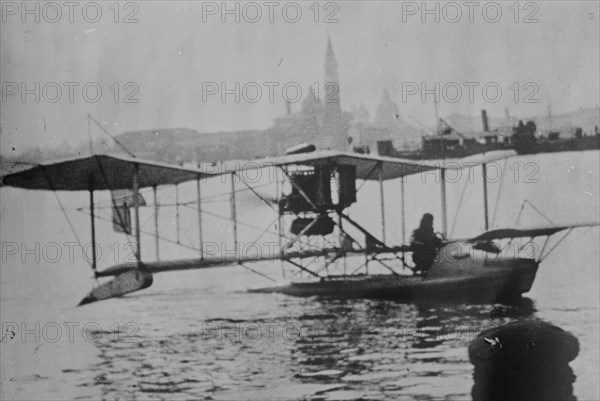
[2,154,211,191]
[2,149,514,191]
[209,150,502,181]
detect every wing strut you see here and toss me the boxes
[440,168,448,237]
[378,167,386,243]
[276,169,285,278]
[231,172,238,256]
[88,177,97,273]
[400,177,406,244]
[175,183,180,244]
[152,185,160,260]
[196,175,204,260]
[132,164,141,265]
[482,163,489,231]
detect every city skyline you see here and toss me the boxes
[2,1,599,155]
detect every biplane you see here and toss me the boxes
[2,150,596,305]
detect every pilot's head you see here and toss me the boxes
[420,213,434,228]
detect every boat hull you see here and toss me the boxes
[251,258,539,303]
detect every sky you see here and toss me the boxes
[1,0,599,154]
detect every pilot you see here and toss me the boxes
[411,213,442,276]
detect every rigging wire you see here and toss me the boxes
[76,189,287,258]
[80,210,201,253]
[449,174,470,238]
[194,181,275,202]
[248,215,280,245]
[181,203,290,240]
[515,199,554,226]
[540,228,574,262]
[88,113,136,158]
[40,166,94,272]
[356,161,382,193]
[236,175,278,213]
[93,158,136,246]
[89,181,274,208]
[491,157,508,228]
[238,263,277,283]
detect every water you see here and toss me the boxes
[1,151,598,400]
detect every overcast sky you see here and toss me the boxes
[1,0,599,154]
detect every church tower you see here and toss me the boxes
[374,89,403,130]
[324,36,341,114]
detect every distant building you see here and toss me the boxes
[374,89,405,130]
[350,102,370,124]
[349,90,422,153]
[272,36,352,152]
[115,37,420,162]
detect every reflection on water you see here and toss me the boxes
[81,297,535,400]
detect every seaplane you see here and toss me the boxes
[2,148,596,305]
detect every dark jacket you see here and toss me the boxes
[411,227,442,272]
